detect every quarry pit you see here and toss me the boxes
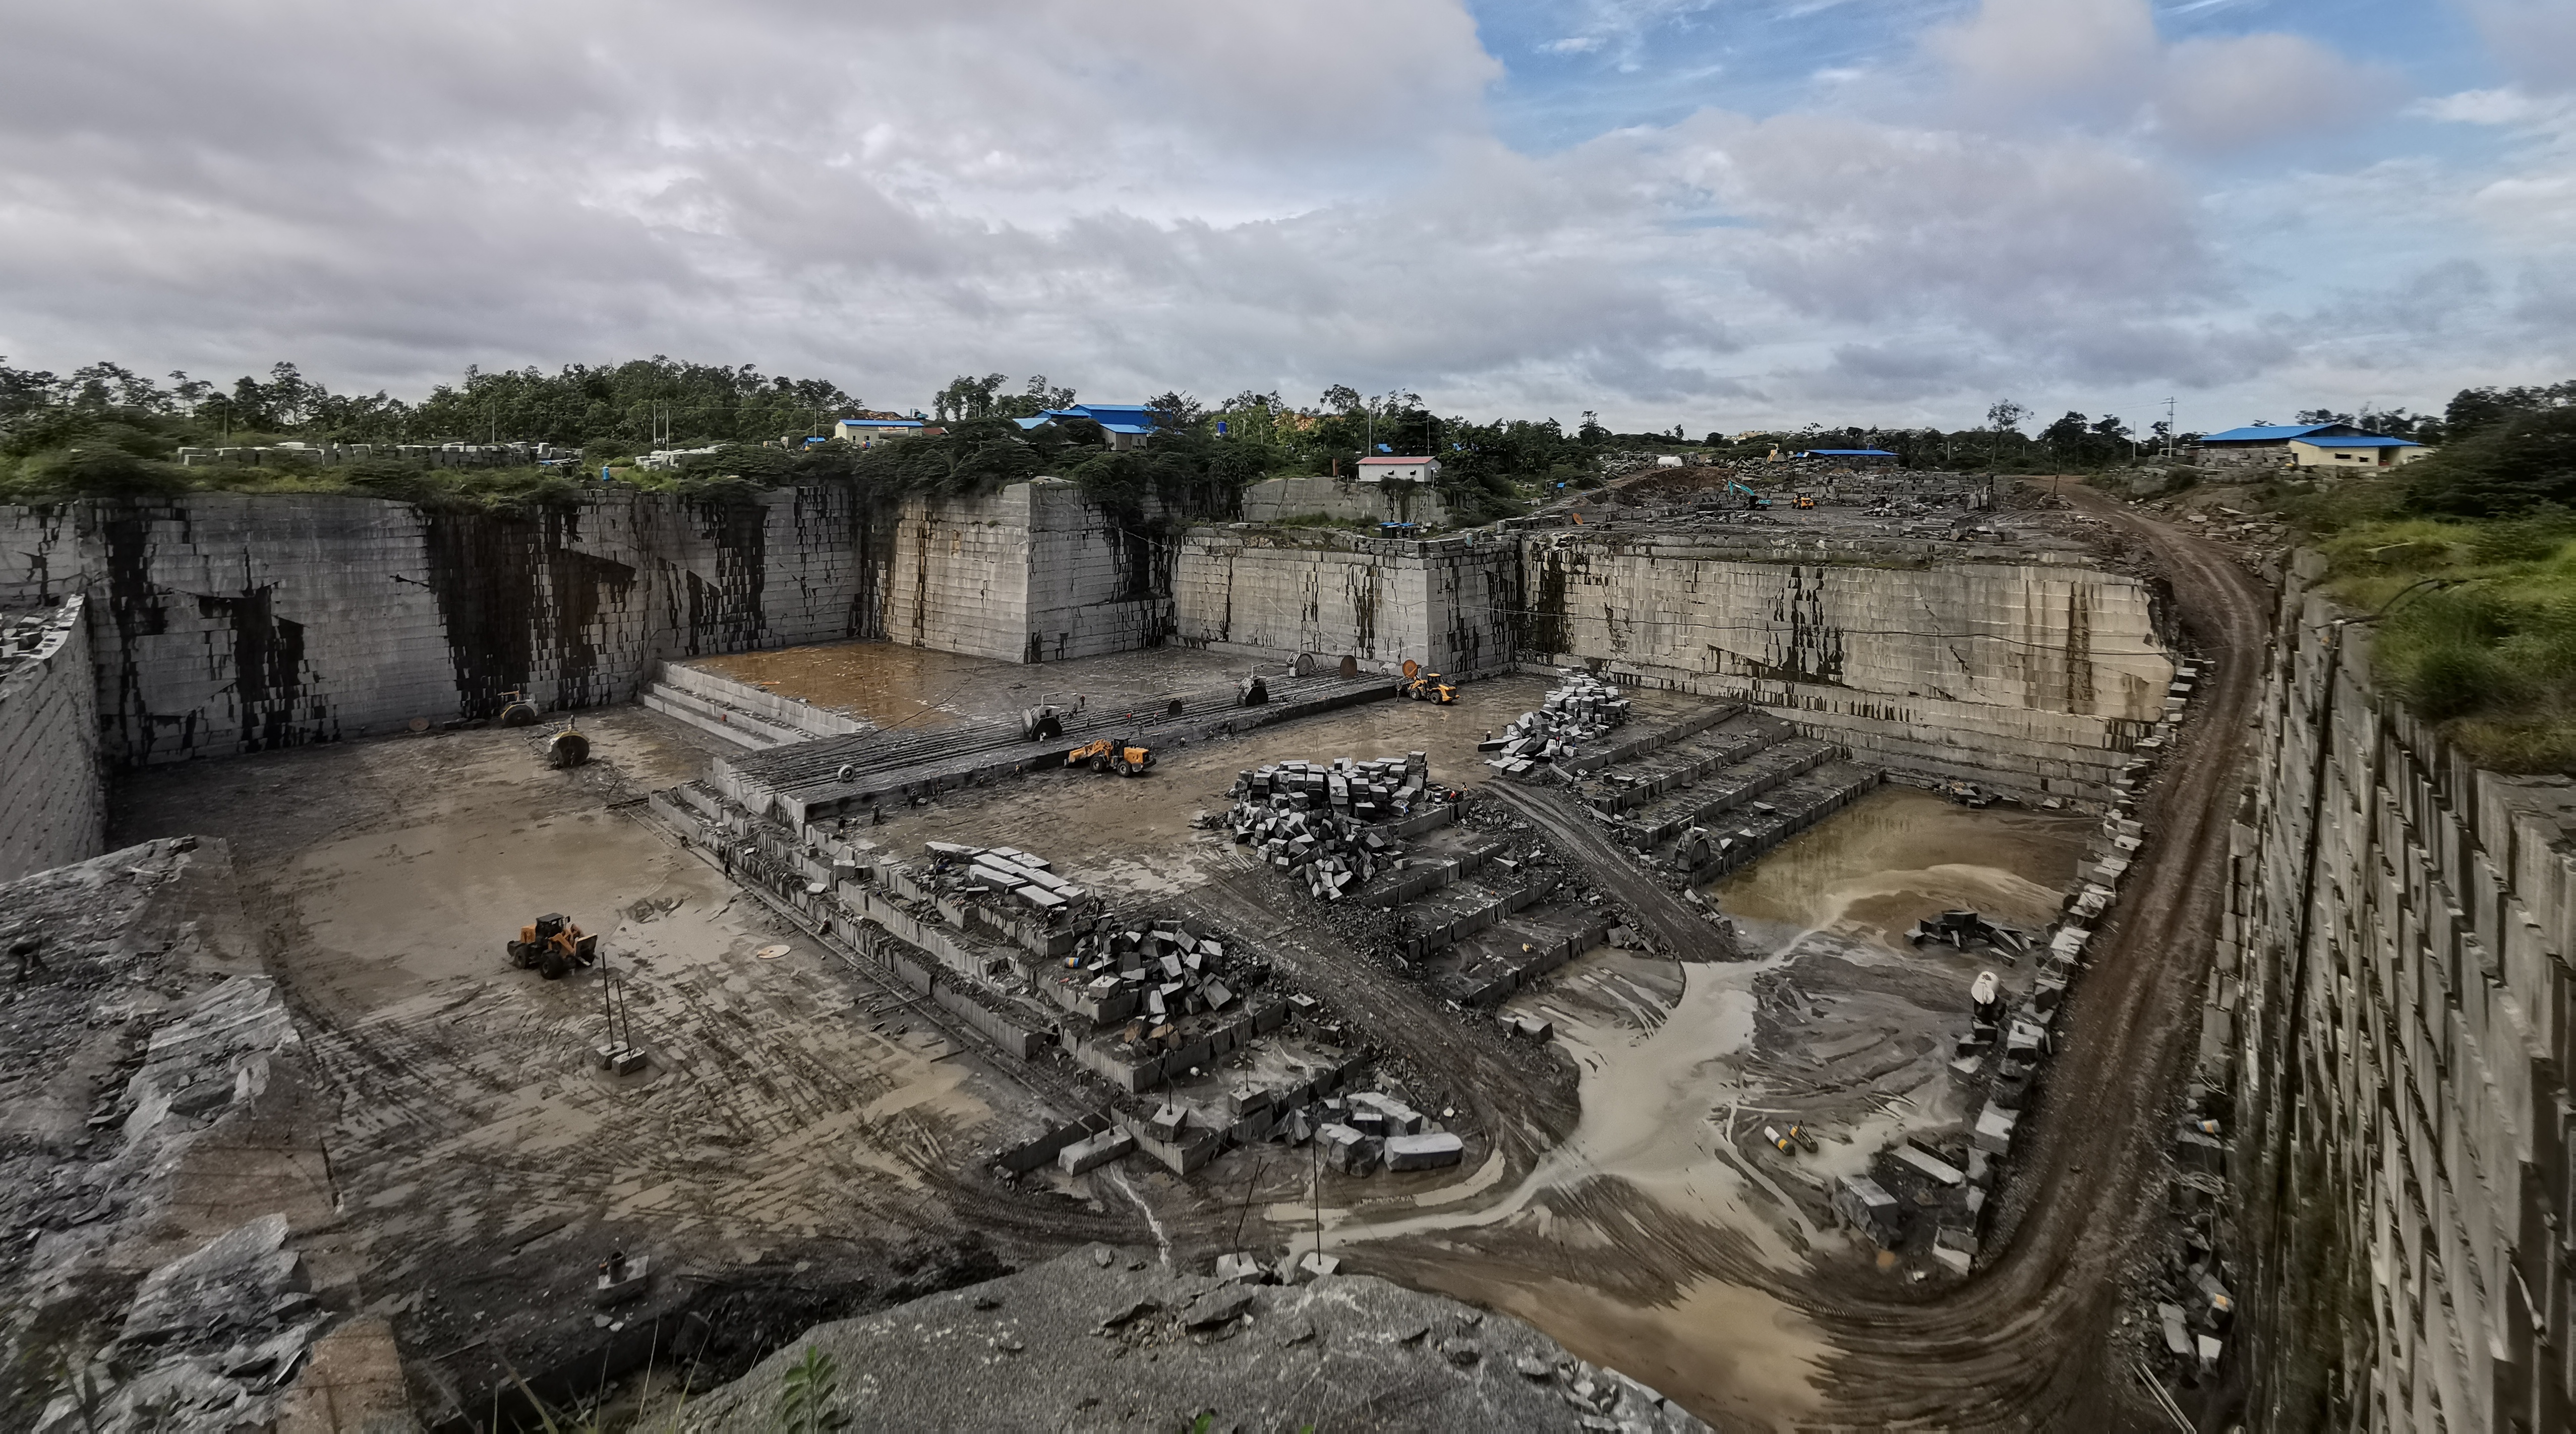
[0,471,2274,1430]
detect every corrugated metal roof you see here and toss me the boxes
[1015,404,1160,433]
[2292,434,2422,448]
[2199,424,2338,442]
[1358,455,1433,464]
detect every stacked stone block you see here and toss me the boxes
[2230,550,2576,1432]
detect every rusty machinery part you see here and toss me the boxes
[548,727,590,768]
[1292,652,1317,677]
[506,912,600,980]
[1236,675,1269,707]
[1338,654,1360,680]
[1401,659,1421,679]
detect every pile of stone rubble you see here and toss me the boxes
[921,842,1091,916]
[1230,753,1431,821]
[1226,754,1435,901]
[1063,920,1259,1025]
[1482,674,1633,772]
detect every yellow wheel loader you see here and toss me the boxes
[507,913,600,980]
[1065,735,1154,776]
[1398,659,1456,704]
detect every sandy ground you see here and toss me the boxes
[104,710,1100,1422]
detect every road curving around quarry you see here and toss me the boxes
[1794,485,2275,1428]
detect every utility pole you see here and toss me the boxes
[2164,397,2177,460]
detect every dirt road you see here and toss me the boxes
[1483,782,1742,961]
[1793,486,2273,1427]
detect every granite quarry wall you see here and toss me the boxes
[0,485,892,765]
[3,485,2165,810]
[0,595,104,881]
[1173,528,1518,679]
[885,479,1175,665]
[2225,551,2576,1432]
[1511,534,2175,800]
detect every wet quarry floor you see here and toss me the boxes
[73,635,2108,1429]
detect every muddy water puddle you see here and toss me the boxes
[1709,784,2089,951]
[1307,793,2094,1425]
[690,641,1005,729]
[1301,950,1827,1423]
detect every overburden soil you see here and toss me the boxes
[1789,486,2272,1426]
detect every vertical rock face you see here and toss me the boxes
[2228,551,2576,1432]
[0,596,103,882]
[0,486,893,767]
[1170,529,1519,679]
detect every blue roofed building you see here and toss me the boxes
[2194,423,2432,472]
[834,414,930,448]
[1014,403,1160,450]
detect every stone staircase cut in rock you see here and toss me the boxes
[639,662,872,751]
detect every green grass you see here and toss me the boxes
[2321,516,2576,773]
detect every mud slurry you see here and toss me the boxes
[1320,785,2092,1427]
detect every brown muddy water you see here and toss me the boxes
[1313,787,2095,1427]
[1710,783,2089,950]
[691,641,1002,729]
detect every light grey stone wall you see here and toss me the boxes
[883,479,1174,665]
[0,484,889,765]
[1173,528,1517,678]
[1517,537,2174,721]
[0,596,104,882]
[1237,473,1450,528]
[2229,550,2575,1432]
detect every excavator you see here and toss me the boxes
[1065,734,1154,776]
[507,913,600,980]
[1398,659,1456,704]
[1725,480,1770,509]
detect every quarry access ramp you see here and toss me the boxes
[1795,484,2272,1427]
[714,668,1395,824]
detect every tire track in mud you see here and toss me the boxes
[1787,488,2273,1428]
[1484,783,1743,961]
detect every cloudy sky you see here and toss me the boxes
[2,0,2569,432]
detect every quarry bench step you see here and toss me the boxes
[1398,874,1565,961]
[721,671,1398,824]
[657,662,870,739]
[1680,763,1885,881]
[1629,737,1841,843]
[1585,714,1795,813]
[639,682,810,749]
[1554,701,1741,775]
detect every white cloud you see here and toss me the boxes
[0,0,2555,433]
[2463,0,2576,93]
[1545,36,1604,53]
[1927,0,2393,153]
